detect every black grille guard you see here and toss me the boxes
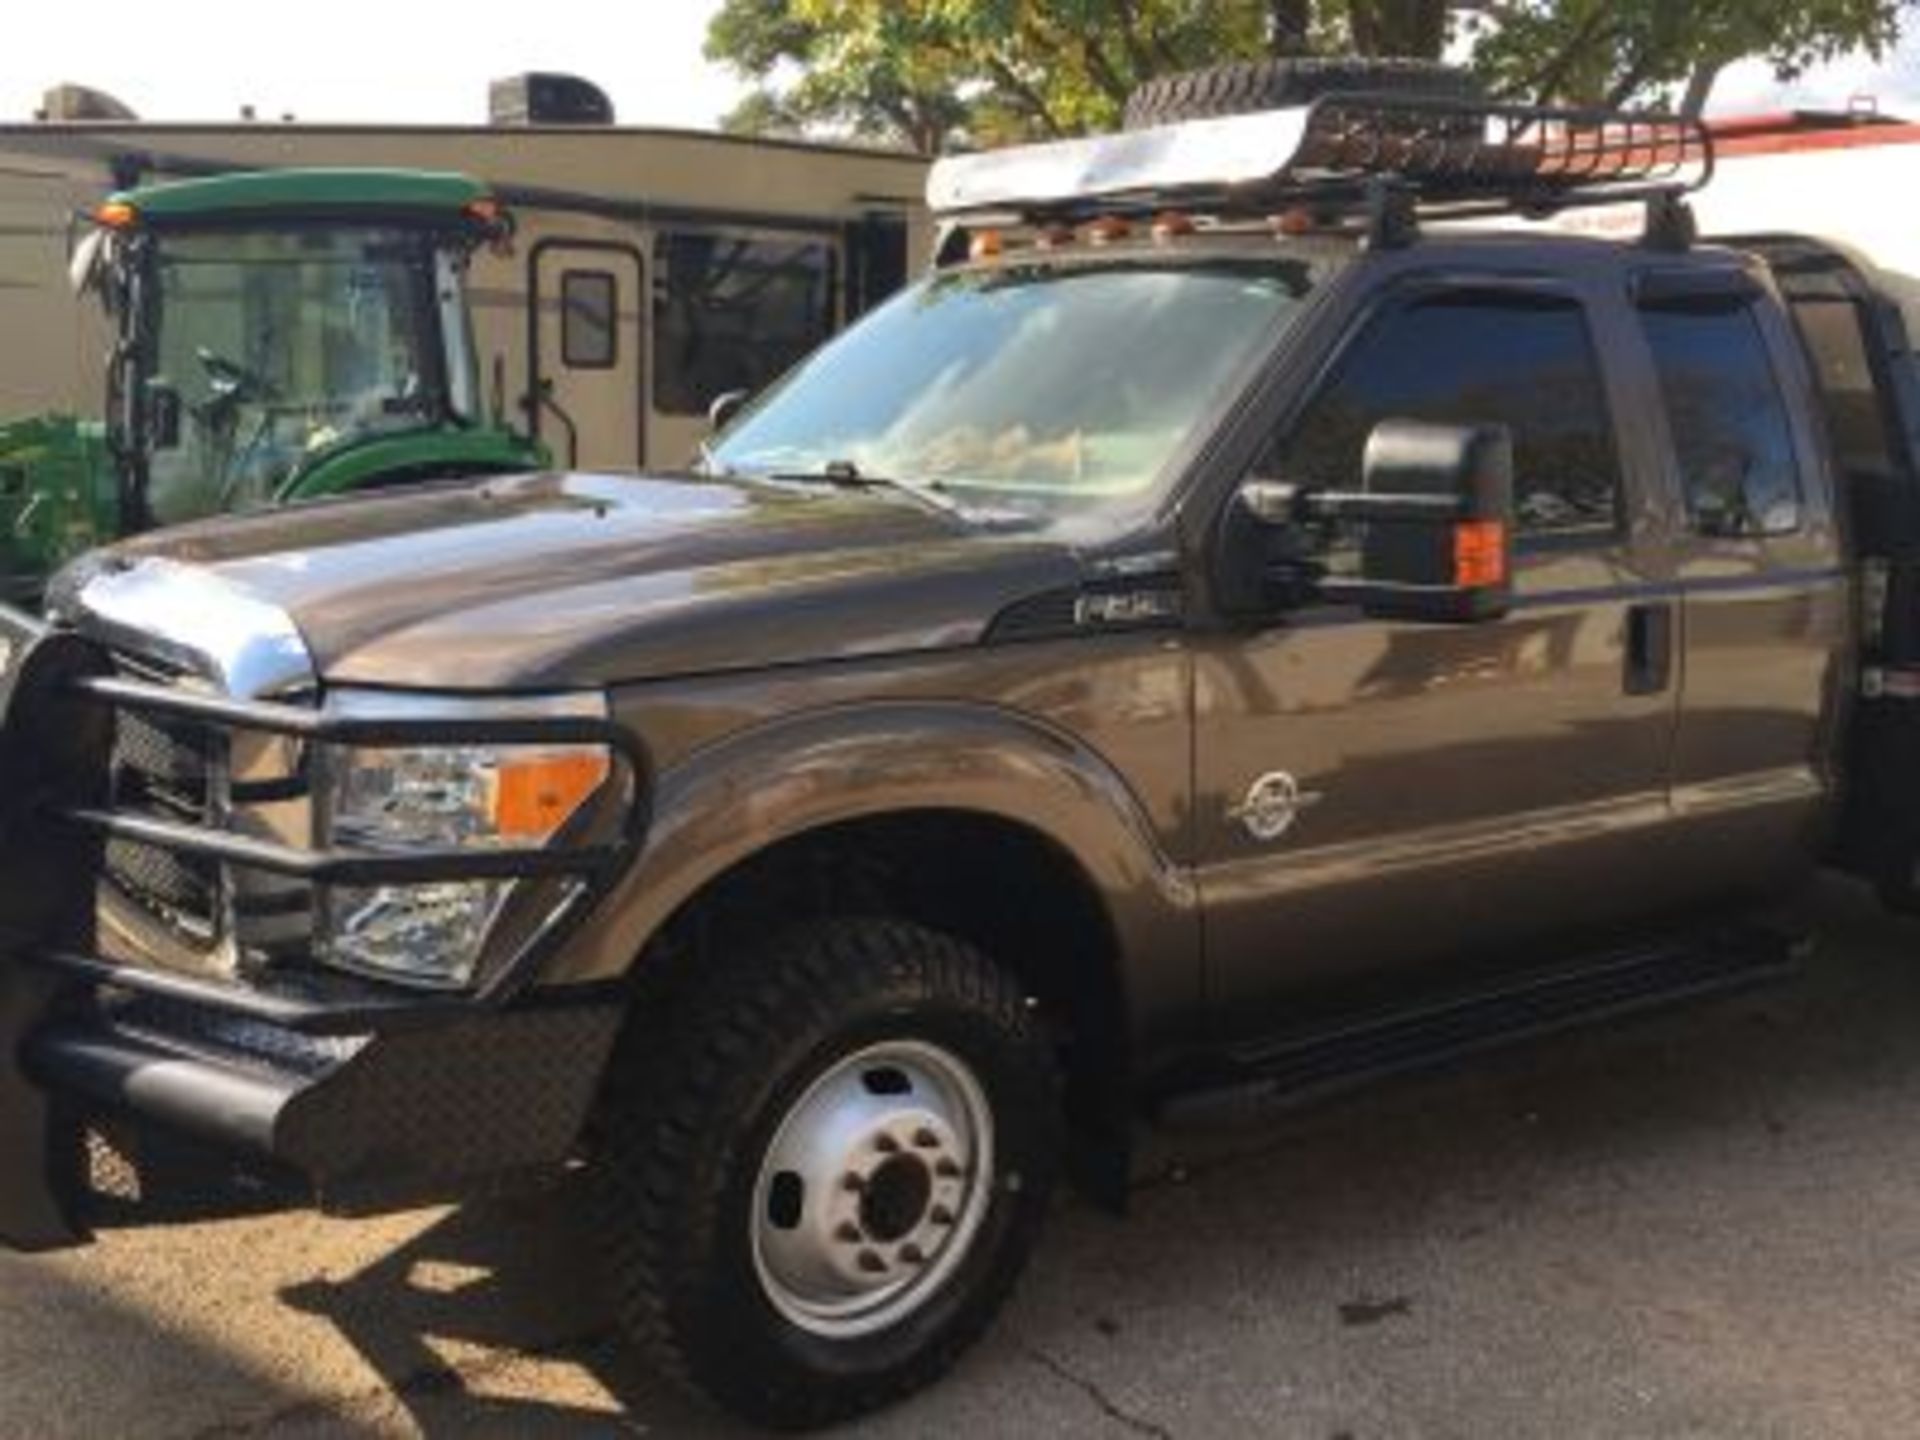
[0,605,646,1248]
[7,655,647,1009]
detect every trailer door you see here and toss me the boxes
[529,241,645,470]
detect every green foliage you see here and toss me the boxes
[1469,0,1915,110]
[705,0,1919,151]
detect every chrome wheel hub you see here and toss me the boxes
[751,1039,994,1339]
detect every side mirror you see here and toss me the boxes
[1350,419,1514,622]
[707,388,751,433]
[145,381,183,452]
[1218,419,1515,624]
[67,227,107,297]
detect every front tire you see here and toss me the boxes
[593,918,1060,1429]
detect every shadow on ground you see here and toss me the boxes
[55,879,1920,1436]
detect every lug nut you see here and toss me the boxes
[874,1134,900,1154]
[900,1244,926,1265]
[930,1205,955,1226]
[913,1127,940,1149]
[835,1222,862,1244]
[857,1249,887,1274]
[935,1158,963,1179]
[841,1172,867,1193]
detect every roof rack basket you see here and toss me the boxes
[927,92,1715,232]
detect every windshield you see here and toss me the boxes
[138,226,462,525]
[707,257,1324,524]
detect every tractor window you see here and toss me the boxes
[561,269,618,370]
[140,226,453,526]
[653,231,834,417]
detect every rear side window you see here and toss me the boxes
[1274,290,1623,541]
[1641,302,1803,537]
[1791,297,1901,480]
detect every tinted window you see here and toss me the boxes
[560,269,617,369]
[1641,303,1803,536]
[654,233,834,416]
[1274,291,1623,540]
[1791,297,1899,479]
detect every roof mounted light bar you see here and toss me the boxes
[927,92,1714,227]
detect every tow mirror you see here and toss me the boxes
[145,381,182,453]
[707,388,751,434]
[1220,419,1515,623]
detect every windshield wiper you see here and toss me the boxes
[763,460,968,520]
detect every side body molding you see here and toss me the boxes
[545,701,1204,1062]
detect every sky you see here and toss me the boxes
[0,1,744,127]
[4,0,1920,131]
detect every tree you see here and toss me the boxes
[707,0,1919,151]
[708,0,1272,151]
[1469,0,1916,114]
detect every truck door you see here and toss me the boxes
[1633,269,1849,898]
[1195,275,1683,1037]
[529,240,645,470]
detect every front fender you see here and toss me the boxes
[544,701,1201,1057]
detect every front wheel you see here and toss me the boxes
[592,919,1060,1429]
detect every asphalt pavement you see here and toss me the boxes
[6,876,1920,1438]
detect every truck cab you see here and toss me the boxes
[0,81,1913,1430]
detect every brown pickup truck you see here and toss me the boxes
[2,70,1919,1429]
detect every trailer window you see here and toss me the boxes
[1641,302,1804,538]
[561,269,618,370]
[653,233,833,416]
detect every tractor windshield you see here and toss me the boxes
[138,226,473,526]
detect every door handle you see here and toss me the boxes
[1624,601,1674,696]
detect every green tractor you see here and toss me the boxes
[0,168,547,603]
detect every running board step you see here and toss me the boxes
[1159,929,1805,1128]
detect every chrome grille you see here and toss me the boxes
[102,654,226,949]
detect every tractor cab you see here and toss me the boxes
[1,169,544,603]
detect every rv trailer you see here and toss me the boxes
[0,76,931,476]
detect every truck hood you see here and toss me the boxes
[51,471,1082,691]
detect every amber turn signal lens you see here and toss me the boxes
[491,750,611,841]
[1452,520,1508,588]
[94,200,139,229]
[463,196,504,225]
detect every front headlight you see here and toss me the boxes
[316,695,616,990]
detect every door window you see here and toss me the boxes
[560,269,618,370]
[1273,289,1624,548]
[1640,301,1803,537]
